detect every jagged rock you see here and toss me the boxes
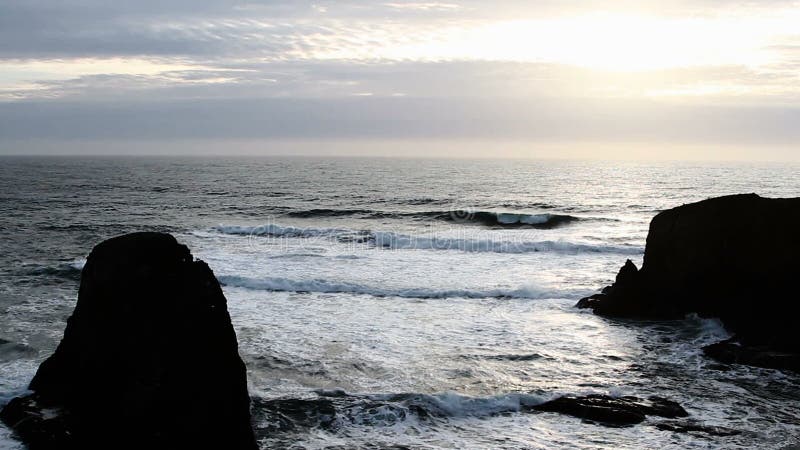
[531,394,688,426]
[0,232,257,450]
[578,194,800,370]
[576,258,674,318]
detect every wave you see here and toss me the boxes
[211,225,642,255]
[22,259,85,281]
[252,390,549,432]
[287,208,374,218]
[218,275,572,299]
[460,353,548,362]
[213,224,368,241]
[277,207,582,229]
[371,232,641,254]
[397,197,449,206]
[432,211,580,228]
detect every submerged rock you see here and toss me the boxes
[578,194,800,371]
[0,232,257,450]
[532,394,688,426]
[653,420,740,436]
[251,397,337,433]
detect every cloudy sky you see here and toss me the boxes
[1,0,799,159]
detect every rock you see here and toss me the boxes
[251,397,337,433]
[615,259,639,285]
[703,339,800,373]
[0,395,74,449]
[576,258,676,318]
[531,394,687,426]
[654,420,740,436]
[0,232,257,450]
[578,194,800,369]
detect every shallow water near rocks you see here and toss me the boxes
[1,157,799,449]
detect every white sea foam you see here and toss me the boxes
[211,225,643,255]
[218,275,572,299]
[406,391,547,417]
[214,224,350,239]
[495,213,554,225]
[685,313,733,345]
[360,391,548,420]
[371,231,641,254]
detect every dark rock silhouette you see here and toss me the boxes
[703,339,800,372]
[0,232,257,450]
[532,394,688,426]
[578,194,800,371]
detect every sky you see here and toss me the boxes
[0,0,799,159]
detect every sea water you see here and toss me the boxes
[0,157,799,449]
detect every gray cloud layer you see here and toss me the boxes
[1,0,799,157]
[2,98,797,146]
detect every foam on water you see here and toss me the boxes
[2,158,800,449]
[219,275,574,300]
[371,230,642,254]
[212,224,643,255]
[214,224,354,239]
[279,207,585,229]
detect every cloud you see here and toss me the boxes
[1,96,798,147]
[4,59,799,104]
[0,0,799,156]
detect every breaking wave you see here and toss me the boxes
[280,208,582,228]
[218,275,575,299]
[370,232,641,254]
[211,225,642,255]
[251,390,550,434]
[22,259,85,281]
[432,211,580,228]
[212,224,369,242]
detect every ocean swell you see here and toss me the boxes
[218,275,573,299]
[21,260,85,281]
[434,211,580,228]
[370,231,641,254]
[287,208,374,218]
[279,208,582,228]
[211,225,642,255]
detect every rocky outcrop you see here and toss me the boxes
[578,194,800,370]
[532,394,687,425]
[702,339,800,373]
[0,232,257,450]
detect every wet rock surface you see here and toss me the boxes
[578,194,800,371]
[703,339,800,373]
[653,420,740,436]
[0,232,257,450]
[531,394,688,426]
[248,389,691,438]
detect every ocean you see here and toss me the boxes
[1,156,799,449]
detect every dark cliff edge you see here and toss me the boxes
[0,232,258,450]
[577,194,800,372]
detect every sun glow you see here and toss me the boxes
[324,11,798,72]
[469,14,768,71]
